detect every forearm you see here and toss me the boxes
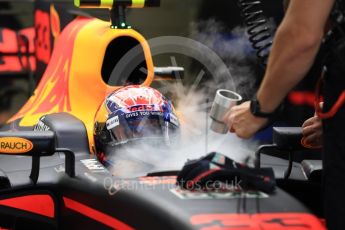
[225,0,335,139]
[257,25,322,113]
[255,0,334,113]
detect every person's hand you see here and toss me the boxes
[223,101,269,139]
[302,115,323,148]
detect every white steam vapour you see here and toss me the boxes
[108,19,270,178]
[190,18,276,98]
[189,19,258,99]
[108,80,258,179]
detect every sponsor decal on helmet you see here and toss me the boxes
[105,99,119,112]
[129,104,160,112]
[169,113,179,126]
[106,115,119,130]
[0,137,34,154]
[140,111,163,116]
[124,111,164,119]
[125,112,139,119]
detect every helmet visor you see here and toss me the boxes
[106,112,178,145]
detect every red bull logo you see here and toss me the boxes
[129,104,159,112]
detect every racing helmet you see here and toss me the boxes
[94,85,180,164]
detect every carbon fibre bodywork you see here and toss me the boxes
[0,113,325,229]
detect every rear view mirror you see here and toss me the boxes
[0,131,75,184]
[0,131,55,156]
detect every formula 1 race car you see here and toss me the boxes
[0,0,325,229]
[0,113,325,229]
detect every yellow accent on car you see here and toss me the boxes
[100,0,114,8]
[9,18,154,153]
[131,0,145,8]
[74,0,80,7]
